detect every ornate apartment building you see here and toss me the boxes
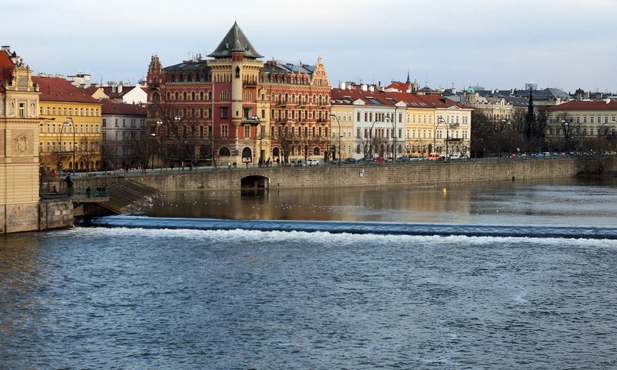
[0,46,40,233]
[100,99,148,170]
[145,22,332,167]
[546,99,617,151]
[331,83,472,159]
[34,76,103,172]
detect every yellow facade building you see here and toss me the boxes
[34,75,103,172]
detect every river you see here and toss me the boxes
[1,178,617,369]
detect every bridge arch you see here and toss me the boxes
[241,175,269,189]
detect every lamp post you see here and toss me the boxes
[66,117,75,172]
[174,115,183,169]
[330,114,342,166]
[435,117,445,159]
[368,119,382,159]
[384,115,396,161]
[249,115,262,167]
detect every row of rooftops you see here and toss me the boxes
[331,84,469,110]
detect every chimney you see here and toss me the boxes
[361,84,367,91]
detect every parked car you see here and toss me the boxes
[343,158,357,164]
[509,154,517,159]
[449,154,461,160]
[371,157,386,163]
[307,159,319,166]
[428,153,441,161]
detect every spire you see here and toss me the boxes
[525,87,535,139]
[208,21,264,59]
[406,70,411,84]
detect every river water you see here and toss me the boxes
[2,178,617,369]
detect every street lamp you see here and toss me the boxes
[249,115,263,166]
[330,114,342,166]
[384,115,396,161]
[58,118,73,172]
[435,117,445,158]
[65,117,75,172]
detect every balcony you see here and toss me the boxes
[241,117,261,126]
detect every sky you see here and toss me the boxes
[6,0,617,93]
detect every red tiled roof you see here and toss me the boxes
[0,50,15,92]
[386,81,414,92]
[84,86,100,96]
[100,99,147,115]
[101,85,135,98]
[33,76,100,103]
[548,100,617,111]
[331,87,397,107]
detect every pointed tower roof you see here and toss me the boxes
[208,21,263,59]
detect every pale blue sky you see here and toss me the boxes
[7,0,617,93]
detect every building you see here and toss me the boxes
[0,46,41,233]
[546,100,617,152]
[331,83,403,160]
[145,21,332,167]
[100,83,147,104]
[34,75,103,172]
[331,82,472,160]
[100,100,148,170]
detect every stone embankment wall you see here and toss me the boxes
[38,200,74,230]
[123,158,614,191]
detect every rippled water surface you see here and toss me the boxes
[142,178,617,226]
[2,178,617,369]
[3,229,617,369]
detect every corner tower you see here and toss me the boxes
[208,22,264,158]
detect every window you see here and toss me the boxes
[102,119,106,127]
[221,125,228,137]
[220,107,229,119]
[244,125,250,138]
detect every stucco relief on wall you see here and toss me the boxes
[12,130,34,156]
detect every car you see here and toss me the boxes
[343,158,357,164]
[371,157,386,163]
[509,154,517,159]
[396,157,409,163]
[307,159,319,166]
[428,153,441,161]
[449,154,461,160]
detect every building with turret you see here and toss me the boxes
[145,21,332,167]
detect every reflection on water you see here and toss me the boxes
[3,179,617,368]
[142,178,617,226]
